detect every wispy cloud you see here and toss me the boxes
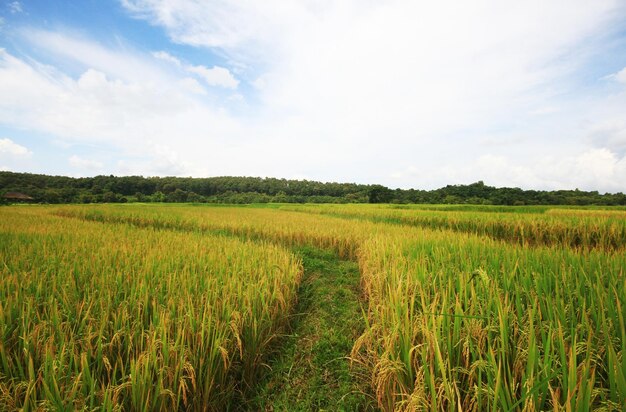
[120,0,298,60]
[20,28,170,84]
[186,65,238,89]
[120,0,626,191]
[152,50,182,66]
[8,1,22,14]
[153,50,238,88]
[69,155,103,171]
[611,66,626,83]
[0,44,246,176]
[2,2,626,190]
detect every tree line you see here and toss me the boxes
[1,172,625,205]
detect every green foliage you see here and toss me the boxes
[368,184,394,203]
[1,171,625,205]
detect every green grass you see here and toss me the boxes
[247,246,374,411]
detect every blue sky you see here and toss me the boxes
[1,0,626,192]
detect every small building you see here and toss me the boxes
[3,192,35,202]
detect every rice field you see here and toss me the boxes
[0,207,301,410]
[1,204,624,411]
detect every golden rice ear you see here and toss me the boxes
[218,346,230,371]
[471,268,490,284]
[2,202,623,411]
[0,205,303,410]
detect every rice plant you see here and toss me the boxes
[0,207,301,410]
[3,203,624,410]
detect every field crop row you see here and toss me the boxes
[280,204,626,252]
[2,204,625,411]
[357,229,625,410]
[0,207,301,410]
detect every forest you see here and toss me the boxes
[1,171,625,205]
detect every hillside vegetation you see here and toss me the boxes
[2,171,626,205]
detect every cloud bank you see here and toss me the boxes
[1,1,626,191]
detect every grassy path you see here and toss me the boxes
[245,246,374,411]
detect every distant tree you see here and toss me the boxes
[1,171,625,205]
[102,191,120,203]
[79,193,94,204]
[187,191,204,203]
[273,191,289,203]
[151,191,166,202]
[443,195,462,204]
[368,185,394,203]
[167,188,188,202]
[162,183,176,194]
[43,189,62,204]
[345,193,366,203]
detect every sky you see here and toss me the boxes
[1,1,626,192]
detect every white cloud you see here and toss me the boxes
[152,50,181,66]
[8,1,22,14]
[391,148,626,193]
[2,2,626,190]
[20,29,170,84]
[612,67,626,84]
[480,149,626,193]
[121,2,623,133]
[177,77,206,95]
[0,138,31,157]
[186,64,238,89]
[0,45,247,177]
[153,49,238,88]
[115,0,626,190]
[529,106,561,116]
[116,143,192,176]
[69,155,103,170]
[588,120,626,156]
[252,75,267,90]
[120,0,301,60]
[0,138,32,173]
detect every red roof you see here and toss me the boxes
[3,192,34,200]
